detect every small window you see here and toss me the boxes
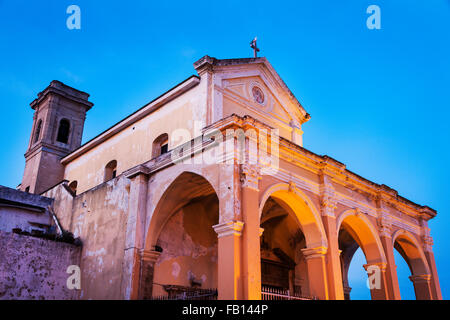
[25,186,30,193]
[104,160,117,182]
[68,181,78,195]
[34,120,42,143]
[152,133,169,158]
[56,119,70,144]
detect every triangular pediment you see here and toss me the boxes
[194,56,309,131]
[223,75,297,125]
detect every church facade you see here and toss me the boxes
[13,56,441,300]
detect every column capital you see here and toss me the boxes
[422,235,434,252]
[240,164,261,191]
[213,221,244,238]
[378,214,392,238]
[139,249,161,263]
[409,274,432,284]
[319,174,337,217]
[301,246,328,260]
[320,195,337,217]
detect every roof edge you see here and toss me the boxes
[193,55,310,123]
[61,75,200,164]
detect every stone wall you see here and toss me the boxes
[0,230,81,300]
[41,174,131,300]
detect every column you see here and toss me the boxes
[322,215,344,300]
[122,165,150,299]
[319,173,343,299]
[213,221,244,300]
[139,250,161,299]
[341,252,352,300]
[378,217,401,300]
[240,164,262,300]
[422,234,443,300]
[363,262,389,300]
[379,236,401,299]
[409,274,433,300]
[301,246,329,300]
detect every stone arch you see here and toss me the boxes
[259,182,330,299]
[259,182,328,250]
[142,170,220,298]
[391,229,430,276]
[145,170,219,251]
[337,208,388,300]
[337,209,387,265]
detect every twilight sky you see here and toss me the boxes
[0,0,448,299]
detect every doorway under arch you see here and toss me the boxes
[258,183,329,299]
[144,171,219,299]
[260,196,308,297]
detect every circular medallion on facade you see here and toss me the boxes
[252,86,265,104]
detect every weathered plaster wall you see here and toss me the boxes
[153,195,219,296]
[70,175,130,299]
[0,230,81,300]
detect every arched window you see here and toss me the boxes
[68,181,78,195]
[34,119,42,143]
[152,133,169,158]
[56,119,70,144]
[104,160,117,182]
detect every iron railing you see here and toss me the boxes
[151,288,218,300]
[261,285,316,300]
[151,286,316,300]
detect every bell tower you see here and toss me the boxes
[20,80,93,194]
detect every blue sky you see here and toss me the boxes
[0,0,448,299]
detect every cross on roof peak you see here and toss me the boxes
[250,37,260,58]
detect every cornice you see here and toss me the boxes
[202,114,436,221]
